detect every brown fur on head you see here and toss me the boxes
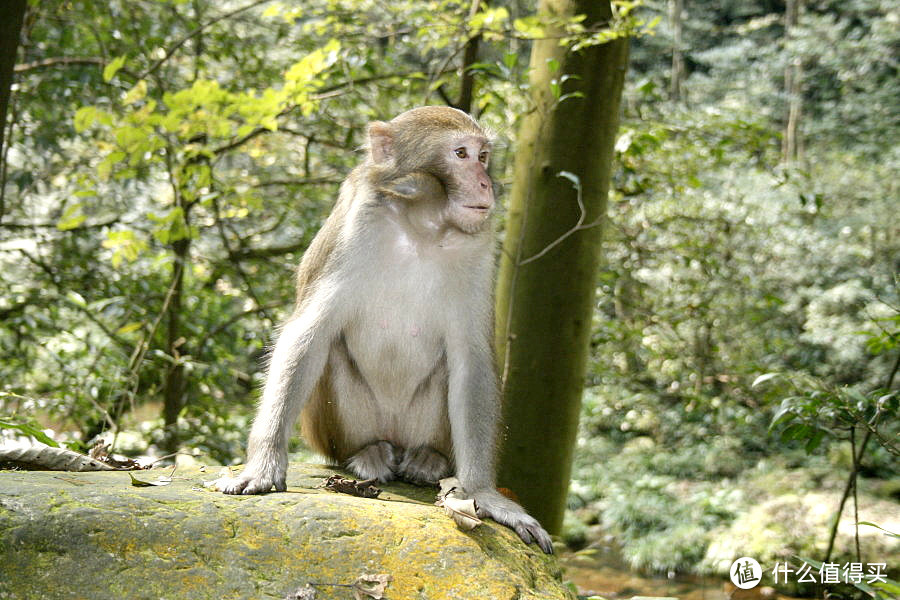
[365,107,494,234]
[367,106,489,173]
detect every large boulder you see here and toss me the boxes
[0,463,574,600]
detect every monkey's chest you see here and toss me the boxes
[342,277,447,404]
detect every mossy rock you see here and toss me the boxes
[0,463,573,600]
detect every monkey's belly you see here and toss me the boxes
[301,317,451,461]
[341,319,445,408]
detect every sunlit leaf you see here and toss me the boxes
[116,322,144,335]
[57,205,86,230]
[122,80,148,105]
[103,55,126,82]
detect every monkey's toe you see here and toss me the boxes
[473,489,554,554]
[398,445,450,485]
[216,472,284,495]
[346,440,400,482]
[217,477,248,495]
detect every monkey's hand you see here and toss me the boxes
[472,489,554,554]
[215,461,287,495]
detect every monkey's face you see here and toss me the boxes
[442,133,494,234]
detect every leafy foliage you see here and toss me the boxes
[570,0,899,575]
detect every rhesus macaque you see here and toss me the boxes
[217,107,552,553]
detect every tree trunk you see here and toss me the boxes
[782,0,803,163]
[668,0,685,102]
[0,0,27,159]
[162,237,190,452]
[494,0,629,534]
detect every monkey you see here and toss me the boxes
[216,106,553,553]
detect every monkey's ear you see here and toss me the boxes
[368,121,393,164]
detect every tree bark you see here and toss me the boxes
[162,237,190,452]
[494,0,629,534]
[668,0,685,102]
[782,0,803,163]
[0,0,27,158]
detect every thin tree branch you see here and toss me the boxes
[137,0,273,80]
[230,241,308,260]
[197,302,284,354]
[16,249,131,350]
[14,56,103,72]
[824,349,899,561]
[1,216,119,230]
[518,174,602,266]
[212,198,273,324]
[210,71,429,157]
[251,177,341,188]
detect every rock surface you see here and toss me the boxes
[0,463,574,600]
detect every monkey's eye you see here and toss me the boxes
[478,151,489,164]
[454,148,468,159]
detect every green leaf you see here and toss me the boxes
[103,55,126,82]
[116,322,144,335]
[129,473,171,487]
[858,521,900,538]
[262,2,282,18]
[57,204,86,230]
[122,80,148,105]
[0,419,60,447]
[102,230,148,266]
[804,429,825,452]
[66,290,87,307]
[752,372,779,387]
[74,106,98,132]
[780,422,810,441]
[513,16,546,38]
[470,6,509,29]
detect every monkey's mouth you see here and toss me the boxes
[462,205,491,213]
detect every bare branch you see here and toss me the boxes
[138,0,273,80]
[197,302,284,353]
[14,56,103,73]
[1,217,119,230]
[251,177,341,188]
[230,240,308,260]
[518,173,602,266]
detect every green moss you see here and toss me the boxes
[0,463,575,600]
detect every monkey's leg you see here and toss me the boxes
[398,445,450,485]
[345,440,400,482]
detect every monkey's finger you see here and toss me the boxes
[532,527,554,554]
[513,523,535,546]
[514,520,553,554]
[274,478,287,492]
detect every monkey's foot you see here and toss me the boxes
[398,445,450,485]
[472,489,554,554]
[346,441,400,483]
[216,466,286,495]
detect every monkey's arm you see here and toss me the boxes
[446,326,554,554]
[217,281,339,495]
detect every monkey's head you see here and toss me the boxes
[367,107,494,234]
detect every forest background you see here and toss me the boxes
[0,0,897,595]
